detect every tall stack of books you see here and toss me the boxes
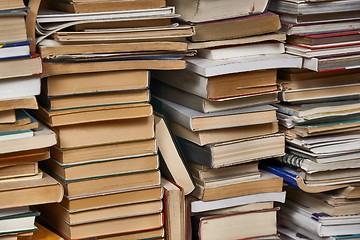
[265,0,360,238]
[0,1,63,239]
[150,0,305,239]
[30,0,195,239]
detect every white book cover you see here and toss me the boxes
[0,76,40,101]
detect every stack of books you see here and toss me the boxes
[0,1,63,239]
[150,0,304,238]
[30,0,196,239]
[269,0,360,71]
[264,0,360,238]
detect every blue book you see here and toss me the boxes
[0,41,30,61]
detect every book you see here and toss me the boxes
[282,20,360,36]
[60,186,163,212]
[51,138,157,164]
[0,209,39,234]
[39,40,188,58]
[279,10,360,24]
[334,185,360,199]
[0,41,30,60]
[0,110,15,124]
[152,69,277,100]
[52,116,154,149]
[0,56,42,80]
[197,42,285,60]
[0,110,39,133]
[191,191,286,213]
[0,148,50,166]
[0,123,56,154]
[189,161,259,181]
[192,171,283,201]
[303,54,360,72]
[188,32,287,50]
[0,162,38,180]
[285,43,360,58]
[279,203,360,237]
[151,81,280,113]
[35,103,153,127]
[277,152,360,173]
[160,99,277,131]
[154,115,195,195]
[0,97,38,112]
[32,223,64,240]
[285,186,360,216]
[189,12,281,42]
[0,15,27,44]
[42,70,149,97]
[48,25,194,44]
[42,59,186,77]
[269,0,360,15]
[161,178,186,240]
[186,54,303,77]
[38,211,163,239]
[169,121,279,146]
[52,170,160,197]
[279,83,360,103]
[192,208,278,240]
[43,0,165,13]
[0,0,25,10]
[287,31,360,46]
[39,200,163,225]
[261,162,349,193]
[178,133,285,168]
[278,68,360,81]
[95,228,165,240]
[38,90,150,110]
[41,154,159,181]
[167,0,269,23]
[0,172,64,209]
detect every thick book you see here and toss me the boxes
[0,148,50,166]
[186,54,302,77]
[0,0,25,10]
[177,133,285,168]
[151,81,280,113]
[167,0,269,23]
[38,89,150,110]
[39,40,188,59]
[192,171,283,201]
[50,138,157,164]
[192,208,278,240]
[169,121,279,146]
[52,116,154,149]
[152,69,277,100]
[154,115,195,195]
[161,178,186,240]
[189,12,281,42]
[51,169,161,197]
[0,41,30,60]
[0,172,64,209]
[42,70,149,97]
[35,103,153,127]
[0,162,38,180]
[42,59,186,77]
[95,228,165,240]
[0,208,39,235]
[0,56,42,80]
[38,200,163,225]
[191,191,286,213]
[0,15,27,44]
[60,186,163,212]
[159,97,277,131]
[41,154,159,181]
[38,210,163,239]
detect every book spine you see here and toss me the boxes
[277,153,304,168]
